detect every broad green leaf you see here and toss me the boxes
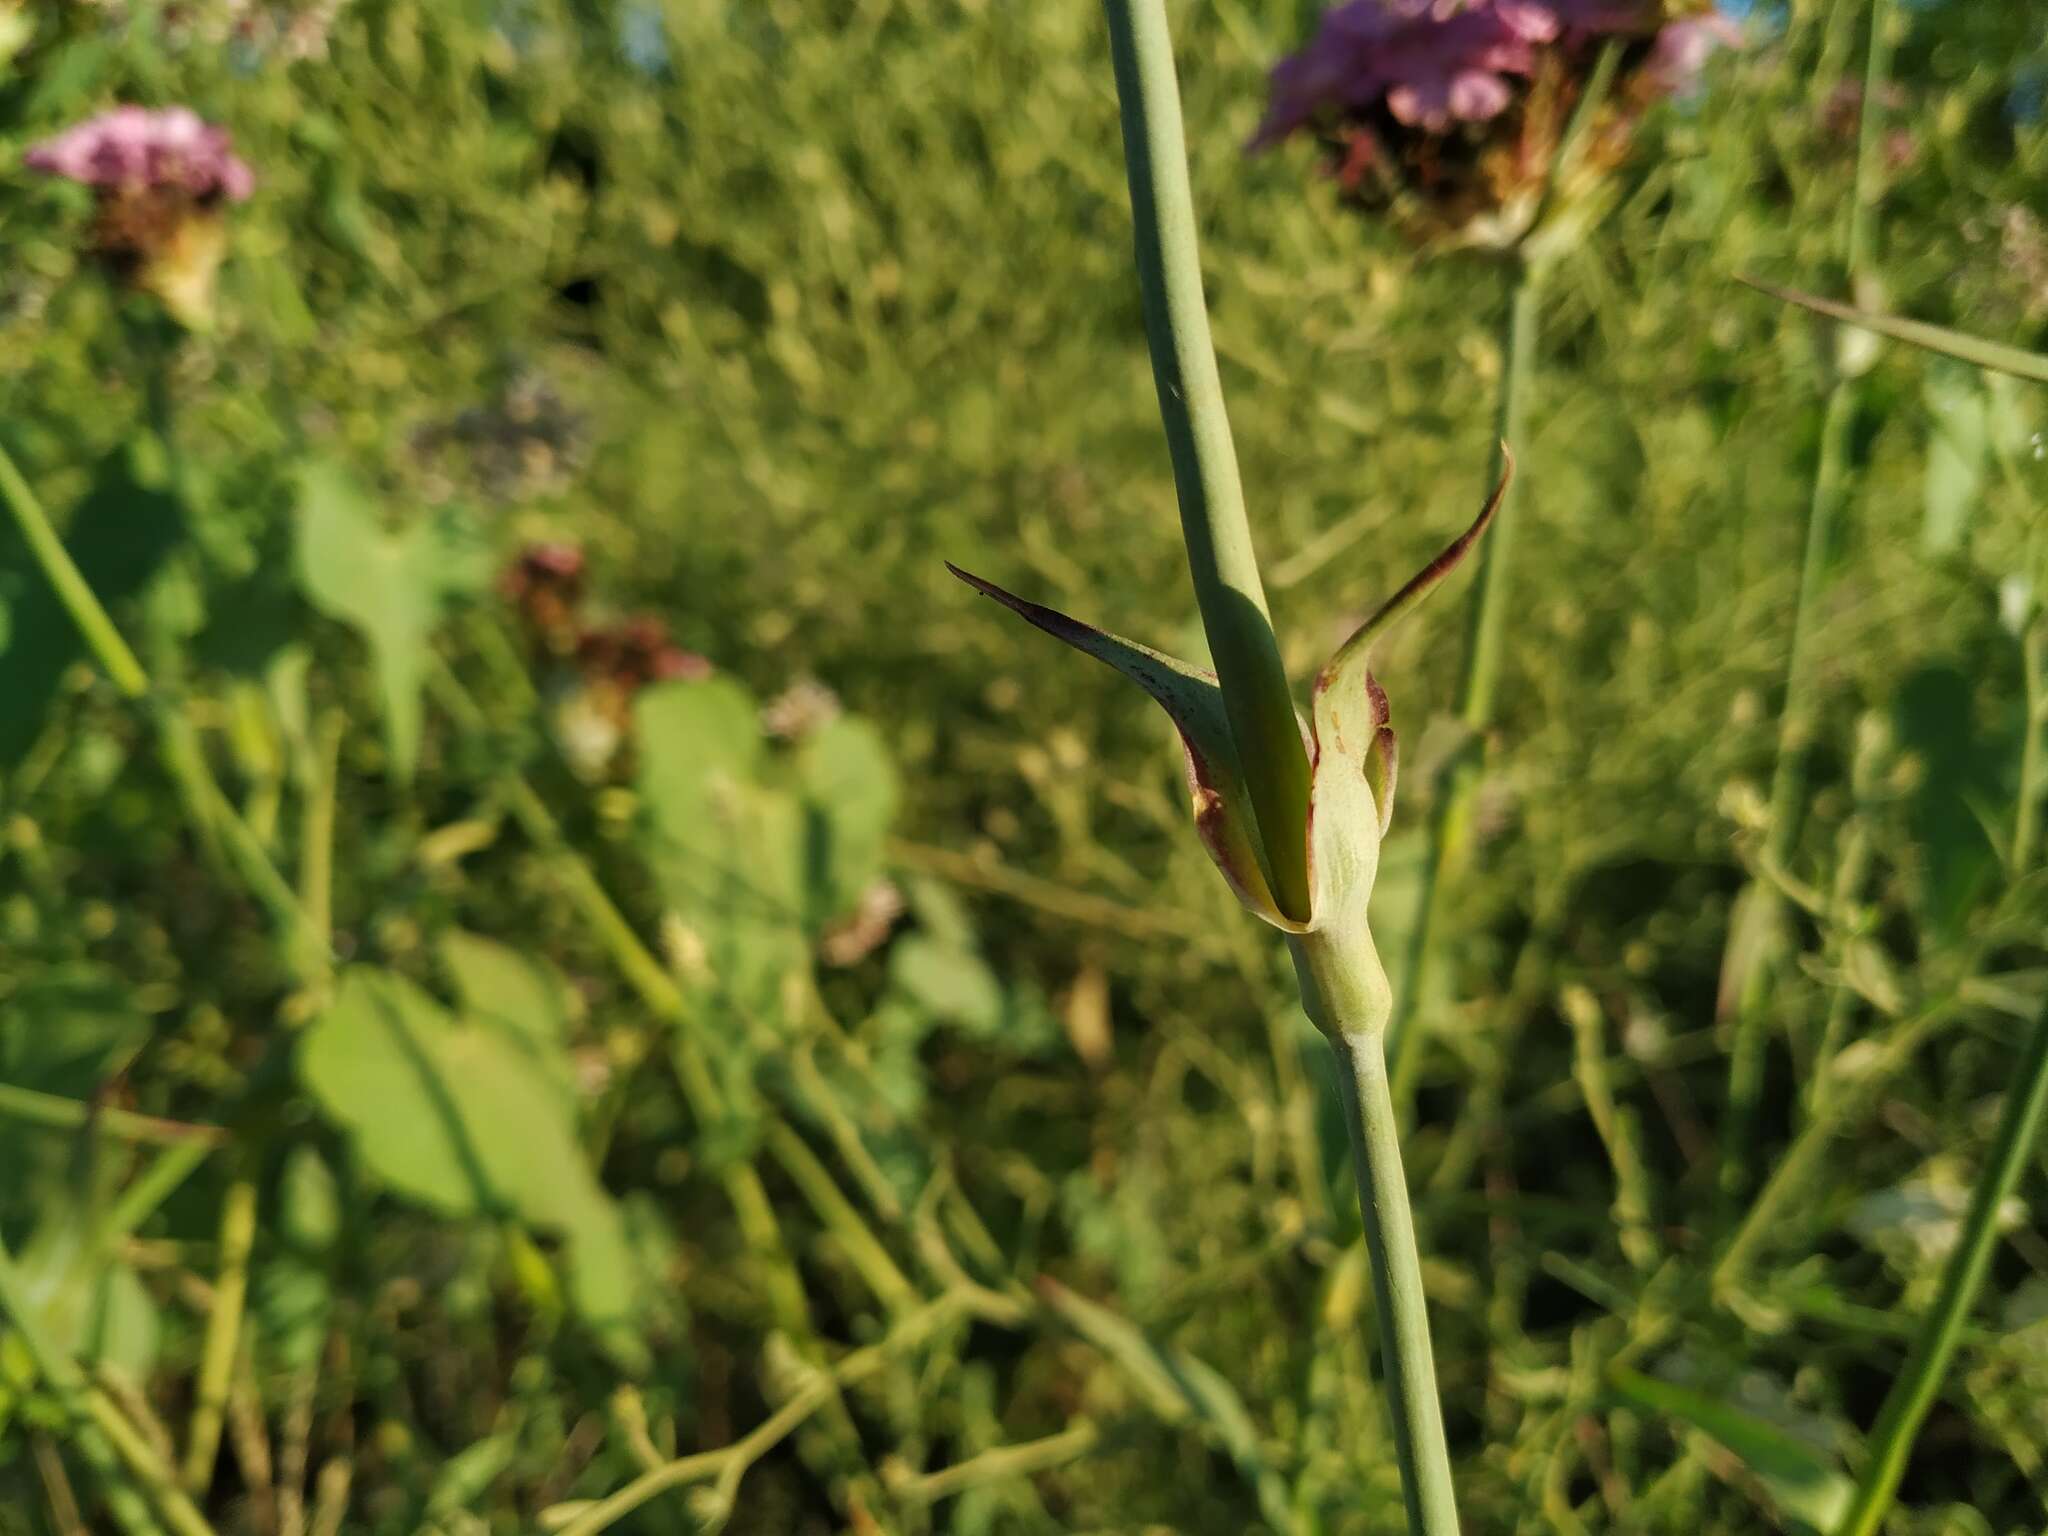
[1742,279,2048,384]
[904,875,978,951]
[636,678,807,1023]
[440,929,578,1103]
[278,1145,341,1255]
[1610,1366,1854,1533]
[795,715,899,926]
[293,462,486,781]
[298,968,649,1362]
[562,1199,652,1376]
[634,675,764,829]
[300,968,566,1218]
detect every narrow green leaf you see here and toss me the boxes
[1036,1276,1297,1534]
[1610,1366,1854,1533]
[948,564,1292,928]
[1741,278,2048,384]
[426,1432,520,1515]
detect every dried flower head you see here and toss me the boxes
[576,617,711,700]
[1254,0,1740,247]
[23,106,255,328]
[500,541,587,649]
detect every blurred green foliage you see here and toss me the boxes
[0,1,2046,1533]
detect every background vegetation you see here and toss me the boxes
[0,1,2045,1532]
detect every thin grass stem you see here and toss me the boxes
[1835,1002,2048,1536]
[1387,260,1543,1104]
[1719,0,1892,1206]
[182,1177,257,1493]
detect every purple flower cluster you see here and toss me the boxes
[1254,0,1737,147]
[24,106,255,203]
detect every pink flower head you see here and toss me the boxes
[1640,12,1745,96]
[24,107,254,203]
[1252,0,1733,146]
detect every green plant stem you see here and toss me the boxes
[1835,1003,2048,1536]
[1721,0,1891,1207]
[0,1084,227,1148]
[0,440,312,965]
[760,1123,919,1318]
[1387,258,1543,1103]
[0,441,151,699]
[2015,619,2044,874]
[1719,381,1857,1202]
[182,1177,256,1493]
[548,1293,973,1536]
[894,1420,1103,1506]
[1101,0,1310,922]
[1290,924,1458,1536]
[104,1142,214,1246]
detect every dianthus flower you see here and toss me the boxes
[23,106,256,328]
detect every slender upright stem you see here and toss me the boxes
[1835,1003,2048,1536]
[2014,618,2044,874]
[1101,0,1311,922]
[1721,0,1891,1203]
[0,439,313,962]
[1720,381,1855,1200]
[1386,259,1544,1100]
[183,1177,257,1493]
[1292,924,1459,1536]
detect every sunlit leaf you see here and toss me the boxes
[795,714,900,926]
[636,677,807,1023]
[298,968,649,1365]
[293,461,487,781]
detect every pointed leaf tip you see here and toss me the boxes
[949,563,1300,928]
[1319,454,1512,692]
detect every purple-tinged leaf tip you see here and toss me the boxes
[948,563,1301,930]
[1320,449,1514,688]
